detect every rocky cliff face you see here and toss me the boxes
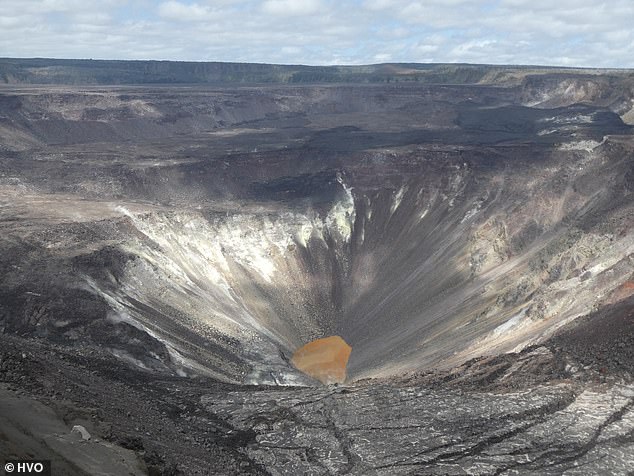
[0,65,632,473]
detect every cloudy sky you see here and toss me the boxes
[1,0,633,67]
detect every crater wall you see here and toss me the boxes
[0,80,632,386]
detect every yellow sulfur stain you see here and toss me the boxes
[291,336,352,385]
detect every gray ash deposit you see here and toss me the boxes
[1,60,633,474]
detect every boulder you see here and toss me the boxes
[71,425,91,441]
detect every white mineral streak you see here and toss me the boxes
[558,139,600,151]
[325,175,356,241]
[461,201,482,223]
[492,309,527,336]
[390,186,407,216]
[86,285,215,377]
[417,188,437,222]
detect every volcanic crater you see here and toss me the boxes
[1,60,633,475]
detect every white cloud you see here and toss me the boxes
[4,0,123,14]
[280,46,301,55]
[71,12,112,25]
[413,43,440,55]
[364,0,395,10]
[0,15,32,29]
[0,0,632,67]
[373,52,392,62]
[261,0,322,16]
[158,1,216,22]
